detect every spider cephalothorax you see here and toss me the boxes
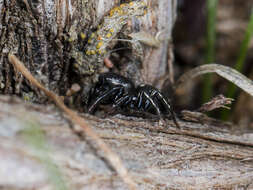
[88,72,136,113]
[88,72,180,128]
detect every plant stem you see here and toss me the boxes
[203,0,218,103]
[221,10,253,120]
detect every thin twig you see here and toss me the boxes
[8,53,137,190]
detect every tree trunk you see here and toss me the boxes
[0,0,176,100]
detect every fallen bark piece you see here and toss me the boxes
[0,95,253,189]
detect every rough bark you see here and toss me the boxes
[1,95,253,190]
[0,0,119,98]
[0,0,176,102]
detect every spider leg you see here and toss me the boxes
[88,86,122,113]
[144,99,150,110]
[156,91,180,128]
[113,95,131,107]
[143,92,161,116]
[137,91,153,111]
[155,91,171,111]
[137,91,158,113]
[124,96,134,106]
[137,91,144,109]
[113,87,124,102]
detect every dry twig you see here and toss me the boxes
[8,53,137,190]
[198,94,234,112]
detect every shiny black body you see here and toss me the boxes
[88,73,179,128]
[88,73,135,113]
[135,84,172,115]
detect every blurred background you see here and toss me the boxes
[173,0,253,130]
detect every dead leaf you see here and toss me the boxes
[128,31,161,48]
[176,64,253,97]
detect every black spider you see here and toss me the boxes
[88,72,136,112]
[88,72,180,128]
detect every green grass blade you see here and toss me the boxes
[203,0,218,103]
[221,10,253,120]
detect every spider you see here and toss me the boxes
[88,72,136,113]
[88,72,180,128]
